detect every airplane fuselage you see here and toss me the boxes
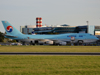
[2,21,99,45]
[5,33,98,44]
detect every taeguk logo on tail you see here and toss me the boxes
[6,26,13,32]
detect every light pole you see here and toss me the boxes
[86,21,89,33]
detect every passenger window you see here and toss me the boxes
[67,36,70,37]
[79,35,83,37]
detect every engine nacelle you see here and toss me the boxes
[29,40,35,45]
[46,41,53,45]
[30,40,35,43]
[59,42,67,45]
[38,41,45,44]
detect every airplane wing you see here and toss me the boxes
[36,39,68,45]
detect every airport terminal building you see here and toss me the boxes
[20,25,100,35]
[20,17,100,35]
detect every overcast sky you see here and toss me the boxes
[0,0,100,32]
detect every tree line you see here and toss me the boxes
[0,32,4,42]
[0,32,16,42]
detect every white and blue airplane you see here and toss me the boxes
[2,21,99,45]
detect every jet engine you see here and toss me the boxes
[45,41,54,45]
[30,40,35,45]
[59,42,67,45]
[38,41,45,45]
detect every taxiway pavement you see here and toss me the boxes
[0,52,100,55]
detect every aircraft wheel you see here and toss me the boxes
[78,40,83,44]
[30,41,35,45]
[34,40,39,45]
[53,42,56,45]
[22,42,25,45]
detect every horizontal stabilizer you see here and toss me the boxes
[4,34,18,38]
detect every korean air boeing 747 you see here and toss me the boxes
[2,21,99,45]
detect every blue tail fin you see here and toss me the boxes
[2,21,22,35]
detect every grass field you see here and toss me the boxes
[0,46,100,75]
[0,56,100,75]
[0,46,100,52]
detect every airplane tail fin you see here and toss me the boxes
[2,21,22,35]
